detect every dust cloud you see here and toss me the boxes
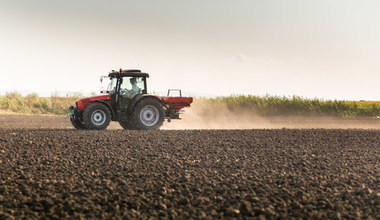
[162,102,270,129]
[162,101,380,130]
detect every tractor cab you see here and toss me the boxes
[105,69,149,113]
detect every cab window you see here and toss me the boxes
[119,77,145,99]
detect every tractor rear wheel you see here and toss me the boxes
[131,98,164,130]
[119,121,136,130]
[83,103,111,130]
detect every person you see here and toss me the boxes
[128,77,141,98]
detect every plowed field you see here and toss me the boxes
[0,114,379,219]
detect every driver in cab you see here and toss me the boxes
[128,77,141,98]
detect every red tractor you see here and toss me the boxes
[69,69,193,130]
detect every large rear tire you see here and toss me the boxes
[83,103,111,130]
[119,121,136,130]
[131,98,164,130]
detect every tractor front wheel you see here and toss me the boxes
[131,98,164,130]
[83,103,111,130]
[71,118,87,129]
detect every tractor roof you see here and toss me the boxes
[108,69,149,78]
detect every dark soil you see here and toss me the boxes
[0,114,379,219]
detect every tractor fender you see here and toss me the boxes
[92,100,115,118]
[127,94,164,116]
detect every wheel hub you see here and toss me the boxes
[140,105,159,126]
[91,110,106,126]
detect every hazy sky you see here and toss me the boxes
[1,0,379,100]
